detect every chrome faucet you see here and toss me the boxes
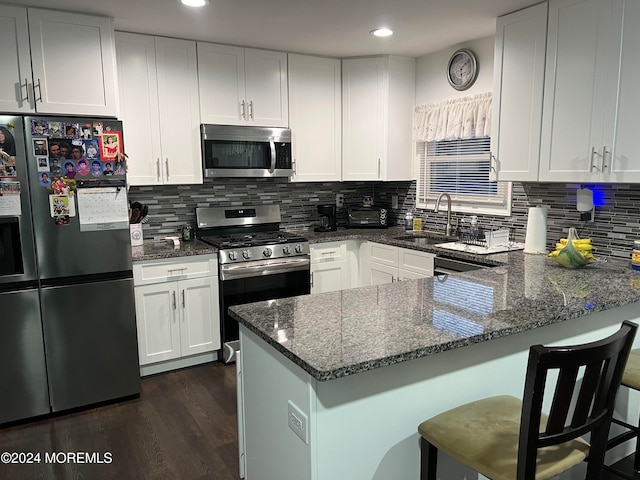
[434,193,453,236]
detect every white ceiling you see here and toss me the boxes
[11,0,541,57]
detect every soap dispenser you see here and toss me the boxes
[404,211,413,231]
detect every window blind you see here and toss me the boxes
[416,137,511,215]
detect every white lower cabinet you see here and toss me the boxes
[310,241,359,294]
[364,242,435,286]
[133,255,220,374]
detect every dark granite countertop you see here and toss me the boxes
[229,251,640,381]
[131,239,217,261]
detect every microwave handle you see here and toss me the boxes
[269,137,276,173]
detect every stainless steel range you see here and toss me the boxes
[196,205,310,363]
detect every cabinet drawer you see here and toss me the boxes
[369,242,398,267]
[398,248,434,276]
[134,255,218,285]
[310,242,346,263]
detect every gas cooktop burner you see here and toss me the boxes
[200,231,307,249]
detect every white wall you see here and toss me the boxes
[415,35,495,106]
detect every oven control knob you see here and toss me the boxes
[228,251,238,261]
[242,250,252,260]
[263,247,273,258]
[282,246,291,255]
[295,244,303,254]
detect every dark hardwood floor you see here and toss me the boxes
[0,362,241,480]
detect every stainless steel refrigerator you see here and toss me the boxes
[0,115,140,424]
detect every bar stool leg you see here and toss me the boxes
[419,437,438,480]
[635,410,640,473]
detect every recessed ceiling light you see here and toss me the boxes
[180,0,209,7]
[370,28,394,37]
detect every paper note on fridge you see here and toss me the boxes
[77,187,129,231]
[0,181,21,216]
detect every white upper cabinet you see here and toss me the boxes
[116,32,202,185]
[0,6,118,116]
[0,6,32,112]
[198,43,288,127]
[539,0,640,183]
[0,5,117,116]
[342,56,415,181]
[539,0,613,182]
[491,2,548,182]
[288,54,341,182]
[606,0,640,182]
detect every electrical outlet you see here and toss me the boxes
[335,194,344,208]
[391,195,398,209]
[287,400,309,444]
[580,209,595,222]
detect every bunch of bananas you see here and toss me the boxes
[548,233,596,268]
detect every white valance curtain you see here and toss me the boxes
[413,92,492,142]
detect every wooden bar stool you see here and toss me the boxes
[417,321,637,480]
[605,349,640,478]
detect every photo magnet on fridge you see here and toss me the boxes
[99,132,122,161]
[33,138,48,156]
[48,121,62,137]
[37,157,50,172]
[64,123,80,139]
[31,118,49,136]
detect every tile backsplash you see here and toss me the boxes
[129,179,640,261]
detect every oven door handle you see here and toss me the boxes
[434,267,458,276]
[220,257,310,281]
[269,137,276,173]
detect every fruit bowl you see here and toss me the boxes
[548,228,596,269]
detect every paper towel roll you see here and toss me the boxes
[524,206,548,254]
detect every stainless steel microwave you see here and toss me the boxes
[201,125,292,178]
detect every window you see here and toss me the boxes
[416,137,511,216]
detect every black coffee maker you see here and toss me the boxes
[314,204,337,232]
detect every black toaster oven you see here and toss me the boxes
[347,207,388,228]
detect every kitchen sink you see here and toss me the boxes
[394,234,456,246]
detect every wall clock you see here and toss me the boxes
[447,48,478,91]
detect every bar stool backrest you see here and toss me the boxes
[518,320,638,479]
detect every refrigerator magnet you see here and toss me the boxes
[93,122,103,136]
[48,121,62,137]
[33,138,48,156]
[31,119,49,136]
[80,123,92,139]
[37,157,49,172]
[0,125,16,156]
[64,123,79,139]
[39,172,51,187]
[76,159,90,177]
[99,132,122,161]
[0,154,16,178]
[54,215,70,226]
[83,140,100,161]
[49,194,76,218]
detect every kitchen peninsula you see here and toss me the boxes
[230,252,640,479]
